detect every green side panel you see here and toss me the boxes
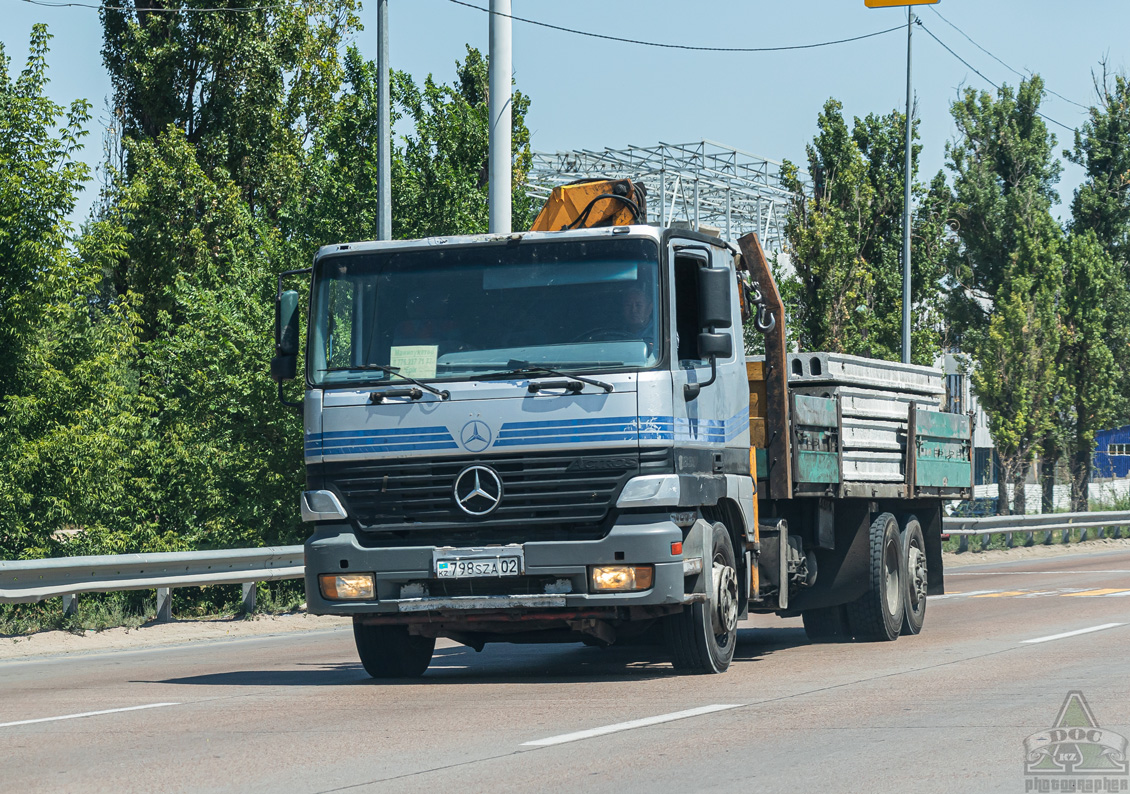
[796,450,841,484]
[914,408,972,488]
[916,458,972,489]
[793,394,837,428]
[755,448,768,480]
[915,409,968,440]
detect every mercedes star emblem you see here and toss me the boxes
[460,420,493,452]
[453,465,503,516]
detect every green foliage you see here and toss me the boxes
[1059,230,1130,509]
[779,99,949,365]
[101,0,361,215]
[0,25,91,398]
[0,27,155,560]
[1067,67,1130,268]
[946,76,1067,513]
[945,77,1062,343]
[393,45,535,239]
[2,14,538,583]
[1059,67,1130,509]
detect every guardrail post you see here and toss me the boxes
[62,594,77,617]
[1043,528,1054,545]
[1112,525,1123,540]
[155,587,172,622]
[1063,526,1073,544]
[1024,530,1035,547]
[958,534,968,553]
[981,533,993,551]
[1005,531,1015,548]
[241,582,256,615]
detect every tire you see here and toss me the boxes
[666,522,739,673]
[802,605,852,643]
[846,512,905,642]
[353,619,435,679]
[900,516,927,636]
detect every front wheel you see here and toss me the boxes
[666,522,739,673]
[353,620,435,679]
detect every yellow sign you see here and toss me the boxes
[865,0,939,6]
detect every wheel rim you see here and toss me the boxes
[907,542,927,609]
[712,556,739,640]
[883,536,901,616]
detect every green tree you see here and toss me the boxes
[0,25,91,399]
[1059,230,1129,510]
[780,99,949,365]
[100,0,360,216]
[1066,65,1130,472]
[946,76,1064,513]
[0,27,157,560]
[1067,65,1130,271]
[393,45,534,239]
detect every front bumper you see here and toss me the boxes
[304,515,687,616]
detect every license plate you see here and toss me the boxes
[434,546,523,579]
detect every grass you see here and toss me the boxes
[945,524,1128,553]
[0,579,307,638]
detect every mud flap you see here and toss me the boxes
[756,519,790,610]
[683,519,714,605]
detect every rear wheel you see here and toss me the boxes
[666,522,739,673]
[900,517,927,635]
[353,620,435,678]
[802,605,852,642]
[846,512,905,642]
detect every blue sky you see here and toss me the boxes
[3,0,1126,225]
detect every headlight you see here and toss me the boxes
[319,573,375,600]
[616,475,681,508]
[301,490,347,521]
[590,565,654,592]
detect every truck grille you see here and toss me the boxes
[308,448,670,538]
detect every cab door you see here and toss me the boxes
[667,240,745,472]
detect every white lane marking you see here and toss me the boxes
[948,570,1130,575]
[522,704,741,747]
[931,590,1002,600]
[0,702,180,729]
[1021,624,1125,645]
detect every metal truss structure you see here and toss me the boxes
[526,140,808,252]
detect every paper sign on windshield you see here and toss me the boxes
[389,345,438,379]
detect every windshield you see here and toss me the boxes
[309,236,661,386]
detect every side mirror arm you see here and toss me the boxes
[683,355,719,401]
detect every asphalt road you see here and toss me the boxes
[3,549,1129,794]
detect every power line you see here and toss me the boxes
[19,0,268,11]
[927,6,1089,111]
[445,0,904,53]
[918,21,1080,137]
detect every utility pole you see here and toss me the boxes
[488,0,512,234]
[865,0,937,364]
[377,0,391,241]
[901,7,913,364]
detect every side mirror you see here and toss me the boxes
[697,331,733,360]
[272,289,300,383]
[697,267,733,329]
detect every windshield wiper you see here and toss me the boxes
[475,361,613,394]
[321,364,450,401]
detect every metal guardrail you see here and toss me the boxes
[0,546,304,621]
[942,511,1130,551]
[3,511,1129,619]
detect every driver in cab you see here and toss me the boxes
[621,285,659,364]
